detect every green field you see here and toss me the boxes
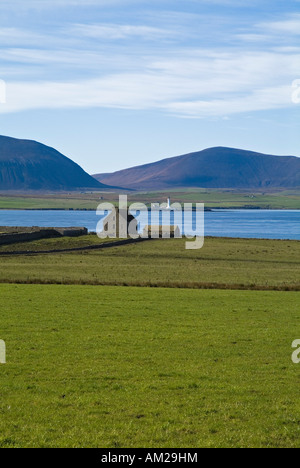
[135,189,300,210]
[0,188,299,210]
[0,236,299,448]
[0,237,299,290]
[0,234,121,253]
[0,195,100,210]
[0,284,300,448]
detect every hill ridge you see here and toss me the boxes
[93,147,300,190]
[0,135,108,191]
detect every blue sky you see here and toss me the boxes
[0,0,299,173]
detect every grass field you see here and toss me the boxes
[0,188,299,210]
[0,235,299,448]
[136,189,300,210]
[0,234,121,253]
[0,284,300,448]
[0,237,299,290]
[0,194,100,210]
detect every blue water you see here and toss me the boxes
[0,209,299,240]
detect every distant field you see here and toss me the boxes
[0,237,299,290]
[135,189,300,210]
[0,195,99,210]
[0,284,299,448]
[0,188,299,210]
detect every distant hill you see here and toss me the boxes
[0,135,109,191]
[94,147,300,191]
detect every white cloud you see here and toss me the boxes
[0,0,122,7]
[1,49,298,118]
[0,0,248,7]
[0,27,45,46]
[70,23,176,41]
[0,8,299,118]
[260,13,300,35]
[235,12,300,47]
[166,86,292,117]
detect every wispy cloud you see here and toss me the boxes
[0,5,299,118]
[0,27,45,46]
[167,86,292,118]
[70,23,176,41]
[259,13,300,35]
[0,0,256,7]
[1,48,298,118]
[238,12,300,45]
[0,0,123,7]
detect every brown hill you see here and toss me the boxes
[0,135,108,191]
[94,147,300,190]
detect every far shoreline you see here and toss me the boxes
[0,207,299,211]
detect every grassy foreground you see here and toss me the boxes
[0,236,299,448]
[0,284,299,448]
[0,237,299,290]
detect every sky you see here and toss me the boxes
[0,0,299,174]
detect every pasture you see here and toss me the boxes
[0,285,300,448]
[0,237,298,290]
[0,188,299,210]
[0,236,299,448]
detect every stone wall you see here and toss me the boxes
[55,227,88,237]
[0,227,88,246]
